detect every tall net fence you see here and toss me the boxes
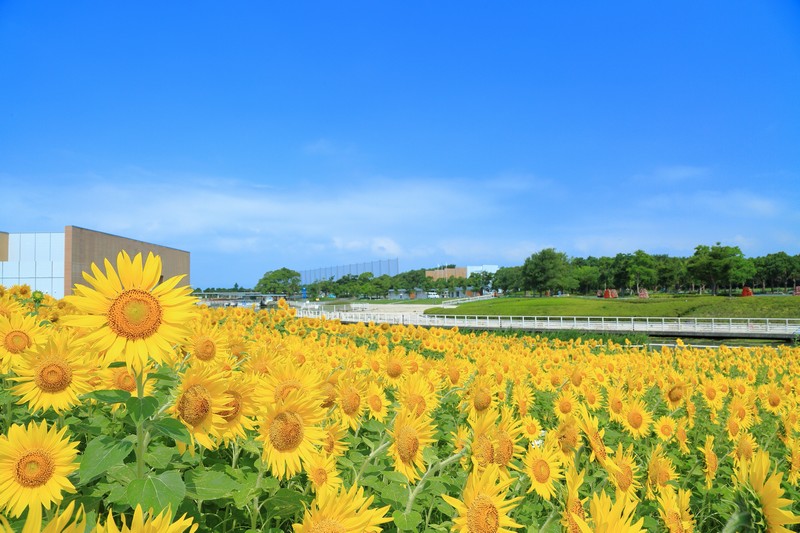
[300,258,399,285]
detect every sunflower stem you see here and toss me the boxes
[135,369,147,479]
[405,447,467,514]
[353,437,391,485]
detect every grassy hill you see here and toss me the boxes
[424,294,800,318]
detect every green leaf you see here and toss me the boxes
[381,483,408,507]
[150,417,191,444]
[264,488,310,521]
[383,470,409,484]
[79,435,134,484]
[126,396,159,423]
[126,471,185,517]
[83,389,132,404]
[145,445,177,469]
[185,467,240,500]
[393,510,422,531]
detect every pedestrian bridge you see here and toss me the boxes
[292,309,800,341]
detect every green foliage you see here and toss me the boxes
[255,267,301,296]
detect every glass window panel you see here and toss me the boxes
[36,261,53,277]
[51,233,65,261]
[20,235,35,261]
[32,278,52,295]
[4,261,19,277]
[35,233,51,261]
[53,260,64,278]
[19,261,36,277]
[52,278,65,299]
[7,234,20,261]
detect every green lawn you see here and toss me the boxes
[424,294,800,318]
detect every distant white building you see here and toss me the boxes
[466,265,499,277]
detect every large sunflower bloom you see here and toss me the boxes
[572,491,645,532]
[0,312,48,372]
[292,483,391,533]
[646,443,676,500]
[62,251,196,371]
[10,329,96,414]
[0,420,79,530]
[95,504,197,533]
[303,452,343,497]
[389,409,436,483]
[609,443,641,502]
[219,372,258,444]
[657,486,695,533]
[442,464,523,533]
[522,439,563,500]
[622,397,652,440]
[257,390,326,479]
[170,364,230,450]
[728,450,800,532]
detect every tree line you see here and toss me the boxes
[247,244,800,298]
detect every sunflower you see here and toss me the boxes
[646,443,676,499]
[657,486,695,533]
[513,381,534,416]
[336,376,367,431]
[699,435,718,489]
[554,388,579,420]
[365,381,389,423]
[0,295,23,320]
[761,383,785,415]
[621,397,652,440]
[605,385,626,424]
[469,409,499,471]
[0,420,79,527]
[562,466,587,533]
[654,416,676,442]
[465,375,496,416]
[675,418,691,455]
[522,438,563,500]
[734,432,759,469]
[554,416,581,461]
[257,390,326,479]
[303,453,342,497]
[609,443,641,502]
[397,372,439,418]
[170,364,230,450]
[9,329,96,414]
[442,464,523,533]
[321,421,348,458]
[493,406,525,473]
[729,450,800,532]
[62,251,196,371]
[663,376,688,409]
[572,491,645,532]
[389,409,436,483]
[787,438,800,485]
[292,483,391,533]
[258,360,324,407]
[0,312,48,372]
[184,322,230,366]
[95,504,197,533]
[219,372,258,444]
[576,405,613,470]
[521,415,543,444]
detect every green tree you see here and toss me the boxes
[573,265,600,294]
[522,248,574,296]
[627,250,658,293]
[687,243,750,295]
[492,266,524,294]
[255,267,301,296]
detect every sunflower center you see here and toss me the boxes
[532,458,551,483]
[323,433,336,454]
[448,367,460,384]
[341,390,361,416]
[177,384,212,426]
[4,330,31,354]
[495,432,514,466]
[113,369,137,391]
[269,411,304,452]
[309,519,346,533]
[387,361,403,378]
[194,337,217,361]
[737,441,753,461]
[33,358,73,393]
[107,289,163,340]
[590,433,607,460]
[409,394,426,417]
[668,385,684,403]
[705,388,716,401]
[221,391,242,422]
[476,435,495,466]
[473,389,491,412]
[768,392,781,408]
[309,467,328,486]
[616,463,633,491]
[627,411,643,429]
[660,424,673,438]
[558,399,572,415]
[15,450,55,487]
[276,380,303,402]
[728,419,740,436]
[368,394,383,412]
[396,426,419,464]
[466,494,499,533]
[610,397,623,414]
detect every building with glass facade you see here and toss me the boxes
[0,226,190,299]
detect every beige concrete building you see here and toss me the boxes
[425,266,467,280]
[0,226,190,298]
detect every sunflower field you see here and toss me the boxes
[1,252,799,532]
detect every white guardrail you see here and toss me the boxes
[292,310,800,339]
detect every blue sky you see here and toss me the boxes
[2,2,799,289]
